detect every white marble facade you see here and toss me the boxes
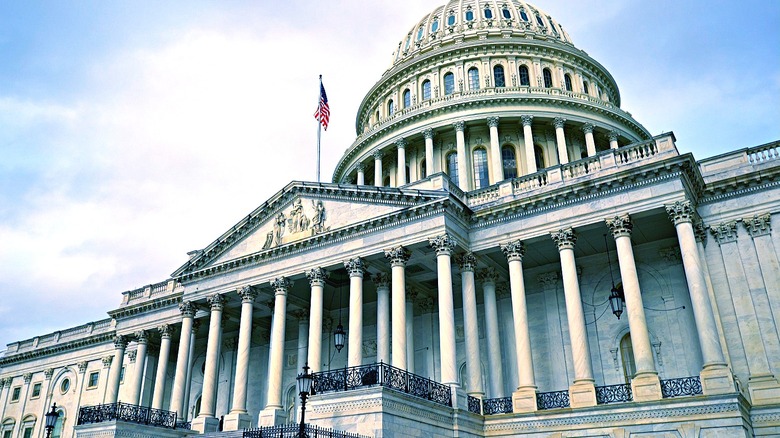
[2,1,780,437]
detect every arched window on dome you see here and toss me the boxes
[431,17,439,32]
[519,9,529,22]
[473,148,489,189]
[422,80,432,100]
[465,7,474,22]
[404,34,412,52]
[534,144,546,170]
[564,74,573,92]
[535,14,545,27]
[620,331,636,384]
[484,7,493,19]
[387,99,394,116]
[403,89,411,108]
[502,6,511,20]
[447,12,456,26]
[543,68,553,88]
[420,159,427,179]
[468,67,480,90]
[493,65,506,88]
[548,17,559,36]
[583,80,590,95]
[443,72,455,95]
[502,145,517,179]
[416,25,425,41]
[446,152,459,186]
[519,65,530,86]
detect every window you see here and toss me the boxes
[494,65,506,87]
[375,110,379,122]
[403,89,411,108]
[519,65,530,86]
[388,100,394,116]
[535,144,545,170]
[420,160,427,179]
[502,7,511,19]
[88,371,99,388]
[31,383,41,398]
[60,378,70,394]
[11,387,20,402]
[583,81,590,95]
[468,67,479,90]
[421,80,431,101]
[564,74,573,91]
[549,18,559,36]
[2,431,10,438]
[51,412,65,438]
[465,8,474,22]
[23,428,33,438]
[447,12,456,26]
[519,9,529,21]
[403,34,411,52]
[543,68,553,88]
[484,7,493,19]
[473,148,489,189]
[431,18,439,32]
[416,26,424,41]
[286,386,296,423]
[620,332,636,384]
[536,14,545,27]
[446,152,459,186]
[502,145,517,179]
[443,72,455,95]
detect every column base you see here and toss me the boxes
[258,406,288,426]
[223,412,252,431]
[512,386,538,413]
[700,364,735,396]
[190,415,219,433]
[748,374,780,406]
[630,372,662,402]
[569,380,596,408]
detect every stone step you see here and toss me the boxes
[198,431,245,438]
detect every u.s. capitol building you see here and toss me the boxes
[1,1,778,437]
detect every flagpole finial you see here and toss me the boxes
[319,74,322,80]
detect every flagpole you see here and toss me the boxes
[316,75,322,183]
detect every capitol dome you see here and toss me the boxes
[333,0,651,191]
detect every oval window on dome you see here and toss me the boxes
[431,17,439,32]
[484,7,493,19]
[465,8,474,22]
[502,7,511,19]
[447,13,456,26]
[417,26,425,41]
[519,9,529,21]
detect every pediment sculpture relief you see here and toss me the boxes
[262,199,331,250]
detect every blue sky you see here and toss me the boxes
[0,0,778,350]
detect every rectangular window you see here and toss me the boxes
[23,428,33,438]
[31,382,41,398]
[88,371,100,388]
[11,386,21,402]
[3,430,11,438]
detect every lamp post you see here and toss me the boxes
[333,322,346,353]
[296,363,314,438]
[604,234,625,319]
[44,403,59,438]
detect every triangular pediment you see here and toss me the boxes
[172,181,449,276]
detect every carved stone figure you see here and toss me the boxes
[273,212,286,246]
[310,200,329,234]
[287,198,310,234]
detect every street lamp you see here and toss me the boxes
[44,403,59,438]
[296,363,314,438]
[604,234,625,319]
[333,322,346,353]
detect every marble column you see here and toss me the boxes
[521,116,537,174]
[406,288,417,373]
[151,324,172,410]
[488,117,503,184]
[396,138,407,186]
[260,278,290,426]
[665,201,736,396]
[345,257,365,368]
[478,268,504,398]
[385,246,411,370]
[356,163,365,185]
[374,150,383,187]
[582,123,596,157]
[458,252,484,398]
[551,228,596,407]
[128,330,148,406]
[374,273,391,364]
[183,319,200,421]
[225,286,258,430]
[454,121,469,189]
[306,267,328,373]
[500,241,537,412]
[192,294,224,433]
[422,128,435,177]
[606,214,661,401]
[553,117,569,165]
[429,234,458,386]
[294,309,309,421]
[105,335,128,404]
[608,130,620,150]
[743,213,780,335]
[170,301,196,418]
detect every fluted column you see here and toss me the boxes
[345,258,365,367]
[373,273,391,364]
[454,121,469,189]
[105,335,128,404]
[225,286,258,430]
[582,123,596,157]
[422,128,435,177]
[551,228,596,407]
[128,331,148,405]
[170,301,196,418]
[608,130,619,150]
[260,278,290,426]
[487,117,503,183]
[293,310,309,421]
[429,234,458,386]
[553,117,569,165]
[606,214,661,401]
[183,319,200,421]
[396,138,407,186]
[356,163,365,185]
[151,324,173,410]
[478,268,504,398]
[192,294,224,432]
[406,288,417,373]
[373,150,383,187]
[521,116,537,174]
[500,241,537,412]
[305,268,328,373]
[385,246,410,370]
[665,201,735,396]
[458,252,484,398]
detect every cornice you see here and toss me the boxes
[698,168,780,205]
[0,332,115,367]
[107,293,183,320]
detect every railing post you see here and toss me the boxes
[344,366,348,391]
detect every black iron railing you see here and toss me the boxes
[482,397,512,415]
[312,362,452,407]
[243,424,370,438]
[467,395,481,414]
[661,376,703,398]
[536,390,570,410]
[595,383,632,404]
[77,402,179,429]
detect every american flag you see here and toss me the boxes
[314,81,330,130]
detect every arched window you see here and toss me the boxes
[387,99,394,116]
[286,386,297,423]
[404,34,412,52]
[536,14,545,27]
[519,9,529,21]
[564,74,573,91]
[583,81,590,95]
[502,145,517,179]
[493,65,506,87]
[2,419,16,438]
[473,148,489,189]
[620,332,636,384]
[534,144,545,170]
[502,7,511,19]
[447,12,456,26]
[416,26,425,41]
[519,65,530,86]
[420,159,427,179]
[543,68,553,88]
[468,67,480,90]
[403,89,411,108]
[465,8,474,22]
[51,408,65,438]
[422,80,431,100]
[484,7,493,19]
[20,415,36,438]
[431,17,439,32]
[548,17,559,36]
[443,72,455,95]
[446,152,459,186]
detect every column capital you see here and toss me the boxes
[271,277,292,294]
[606,213,633,238]
[292,309,309,321]
[384,246,411,267]
[102,355,114,368]
[710,221,739,245]
[373,149,384,160]
[158,324,173,339]
[306,267,329,286]
[487,116,500,128]
[372,272,390,288]
[693,221,708,244]
[418,296,435,312]
[456,252,478,271]
[23,373,32,384]
[77,361,89,374]
[500,240,526,262]
[422,128,434,139]
[207,294,226,311]
[179,300,198,317]
[453,121,465,132]
[551,227,577,250]
[581,122,595,134]
[520,115,534,127]
[477,267,499,284]
[429,233,457,256]
[237,285,258,303]
[537,271,559,288]
[495,284,510,299]
[355,162,364,172]
[44,368,54,380]
[114,335,128,349]
[127,350,137,363]
[665,200,695,225]
[553,117,566,129]
[134,330,148,344]
[344,257,366,277]
[608,130,620,142]
[743,213,772,237]
[395,138,407,149]
[406,287,419,302]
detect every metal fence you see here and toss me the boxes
[243,424,369,438]
[595,383,633,404]
[482,397,513,415]
[77,402,180,429]
[661,376,703,398]
[536,390,570,410]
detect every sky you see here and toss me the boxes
[0,0,778,351]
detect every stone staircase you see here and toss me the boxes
[197,431,244,438]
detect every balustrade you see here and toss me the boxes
[244,424,369,438]
[77,402,181,429]
[482,397,513,415]
[660,376,703,398]
[536,390,570,410]
[595,383,632,404]
[467,395,481,414]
